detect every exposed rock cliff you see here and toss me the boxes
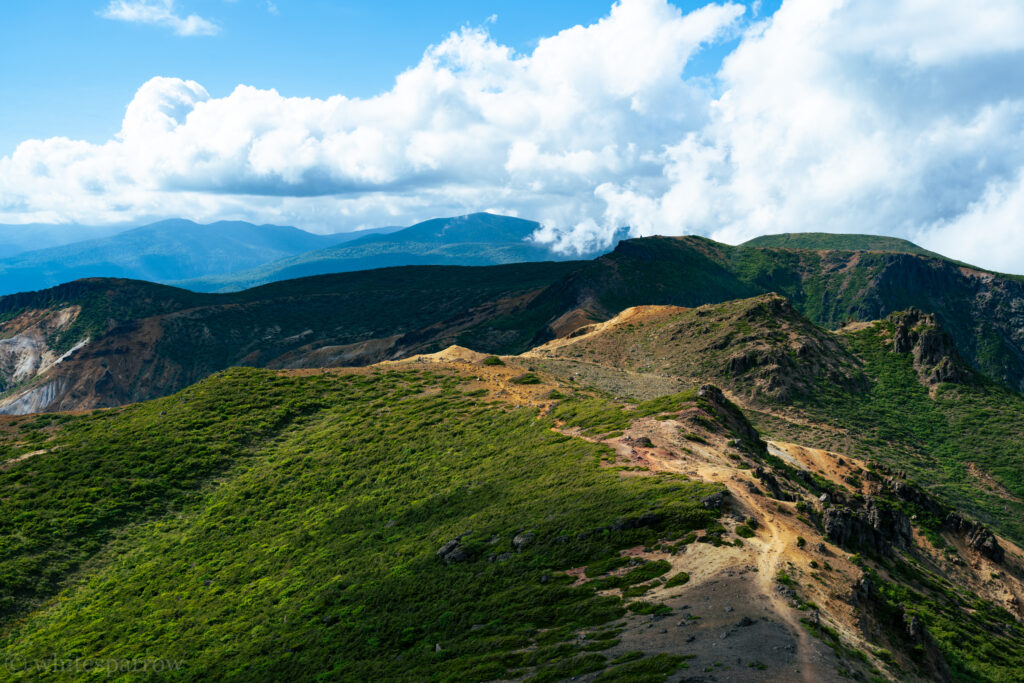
[889,309,972,386]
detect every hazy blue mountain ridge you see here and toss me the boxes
[0,219,387,295]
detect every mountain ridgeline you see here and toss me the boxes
[1,232,1023,415]
[0,219,357,296]
[0,213,591,297]
[176,212,594,292]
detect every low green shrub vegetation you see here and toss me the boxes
[735,524,756,538]
[787,321,1024,544]
[664,572,690,588]
[868,568,1024,681]
[627,601,672,616]
[0,368,721,680]
[551,390,698,437]
[595,653,692,682]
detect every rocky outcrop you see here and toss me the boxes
[437,534,473,565]
[511,532,536,552]
[822,498,913,555]
[701,492,727,510]
[718,295,865,401]
[881,477,946,518]
[754,467,792,502]
[943,514,1005,563]
[890,309,972,386]
[696,384,767,455]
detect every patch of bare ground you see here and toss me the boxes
[838,320,873,334]
[966,461,1024,504]
[547,415,878,680]
[1,448,47,469]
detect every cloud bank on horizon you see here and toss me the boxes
[3,0,1024,272]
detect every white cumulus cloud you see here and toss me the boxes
[4,0,1024,272]
[100,0,219,36]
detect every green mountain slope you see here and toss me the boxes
[179,213,582,292]
[742,232,943,258]
[489,236,1024,391]
[0,366,720,681]
[0,262,581,412]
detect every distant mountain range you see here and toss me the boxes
[175,213,603,292]
[0,219,381,296]
[0,213,600,296]
[4,214,957,300]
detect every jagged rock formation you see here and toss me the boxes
[889,309,972,386]
[696,384,768,454]
[754,466,793,501]
[944,513,1005,563]
[822,499,914,555]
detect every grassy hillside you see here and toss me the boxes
[507,236,1024,392]
[0,342,1022,680]
[524,294,864,402]
[0,367,720,681]
[742,232,942,258]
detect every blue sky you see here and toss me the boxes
[2,0,1023,272]
[0,1,777,156]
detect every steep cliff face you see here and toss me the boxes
[862,256,1024,391]
[0,306,85,400]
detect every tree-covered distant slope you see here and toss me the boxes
[0,219,366,296]
[179,213,590,292]
[742,232,944,259]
